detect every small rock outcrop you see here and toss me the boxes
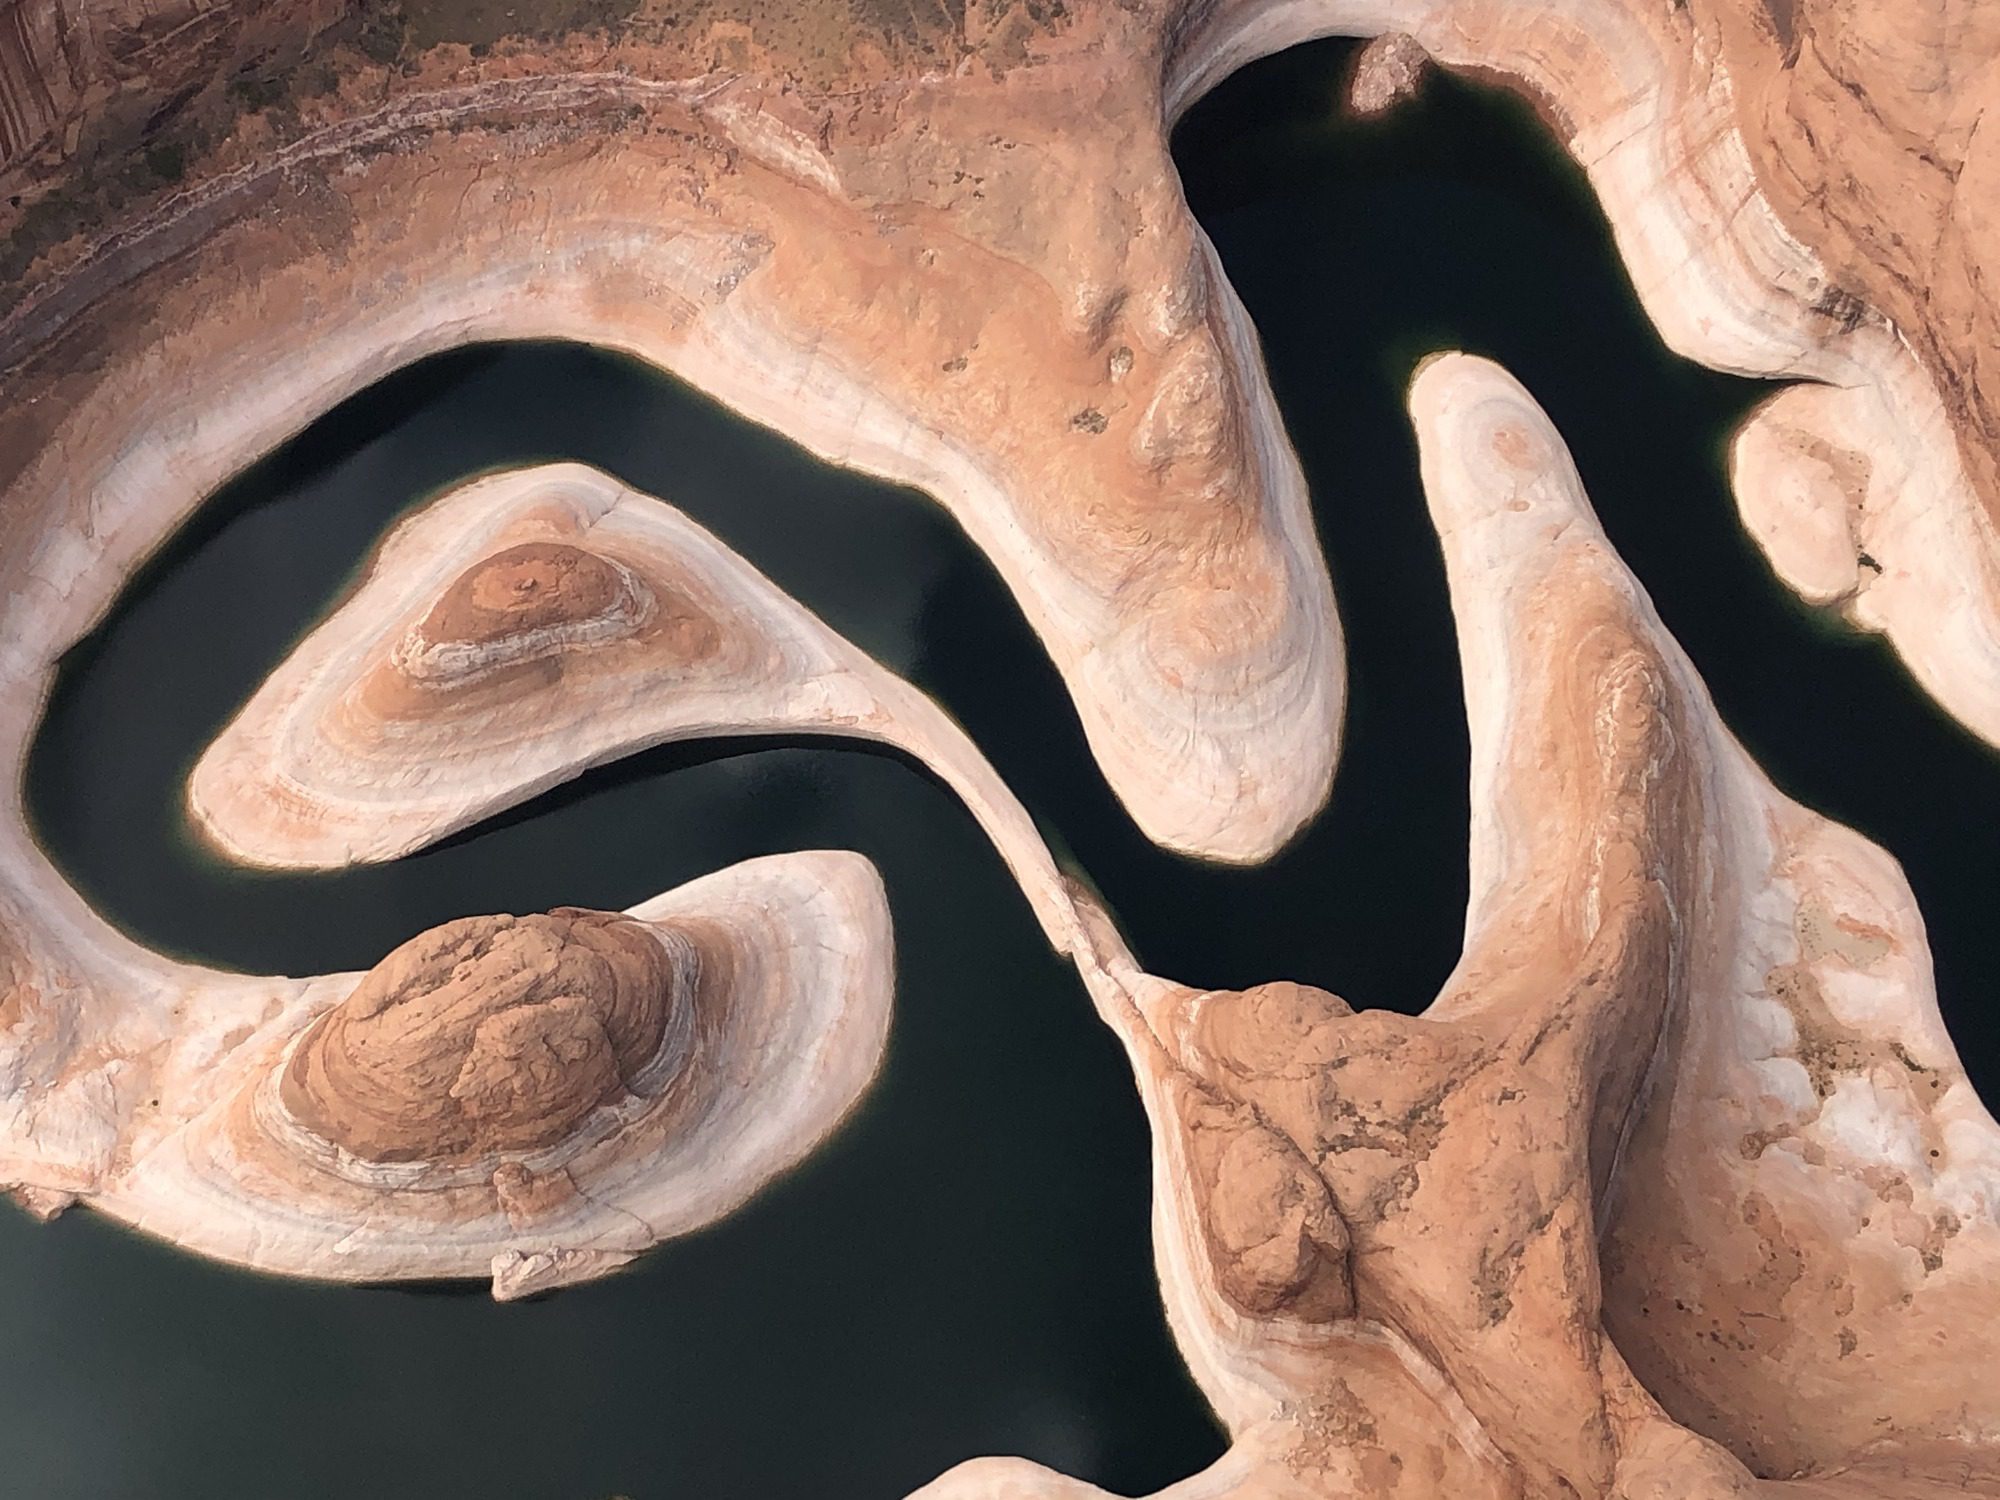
[1345,32,1431,117]
[281,908,679,1164]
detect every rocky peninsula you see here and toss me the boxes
[917,356,2000,1496]
[187,461,1088,952]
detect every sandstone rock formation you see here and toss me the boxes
[279,907,680,1166]
[0,0,1347,868]
[1345,32,1430,118]
[9,0,2000,831]
[187,462,1086,953]
[911,357,2000,1497]
[1175,0,2000,757]
[3,0,2000,1491]
[0,850,893,1298]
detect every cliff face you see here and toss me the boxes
[0,0,349,179]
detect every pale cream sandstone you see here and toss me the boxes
[1,0,1998,1491]
[1175,0,2000,756]
[187,463,1087,954]
[915,357,2000,1497]
[1,850,893,1298]
[1345,32,1431,117]
[0,1,1345,869]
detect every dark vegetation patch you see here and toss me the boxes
[390,0,644,53]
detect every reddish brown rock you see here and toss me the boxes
[924,358,2000,1499]
[3,2,1999,1493]
[187,464,1091,955]
[280,907,677,1163]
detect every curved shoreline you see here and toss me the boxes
[185,461,1090,955]
[1169,0,2000,762]
[1,3,1998,1494]
[916,354,2000,1497]
[10,0,1997,832]
[0,10,1344,865]
[111,852,894,1298]
[1,13,1350,1267]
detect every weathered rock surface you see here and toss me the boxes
[916,358,2000,1496]
[188,462,1086,952]
[0,0,1346,867]
[8,0,1998,840]
[1178,0,2000,757]
[9,0,2000,836]
[280,907,677,1164]
[0,848,893,1295]
[3,0,2000,1490]
[1345,32,1430,117]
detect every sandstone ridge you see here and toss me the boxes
[1,0,1998,1489]
[187,462,1087,952]
[913,356,2000,1497]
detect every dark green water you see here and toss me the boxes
[7,35,1997,1500]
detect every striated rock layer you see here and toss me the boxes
[914,358,2000,1497]
[1,847,893,1298]
[279,907,681,1166]
[3,0,2000,1490]
[7,1,2000,826]
[187,462,1087,952]
[1175,0,2000,757]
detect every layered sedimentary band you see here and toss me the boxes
[918,356,2000,1497]
[6,0,1998,877]
[278,906,684,1166]
[0,3,1348,869]
[6,1,1995,846]
[39,852,890,1298]
[187,462,1086,954]
[1173,0,2000,757]
[2,0,1999,1488]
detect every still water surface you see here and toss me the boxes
[7,36,1997,1500]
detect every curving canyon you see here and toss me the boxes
[3,1,1999,1496]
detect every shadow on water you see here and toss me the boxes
[8,31,2000,1500]
[417,735,975,859]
